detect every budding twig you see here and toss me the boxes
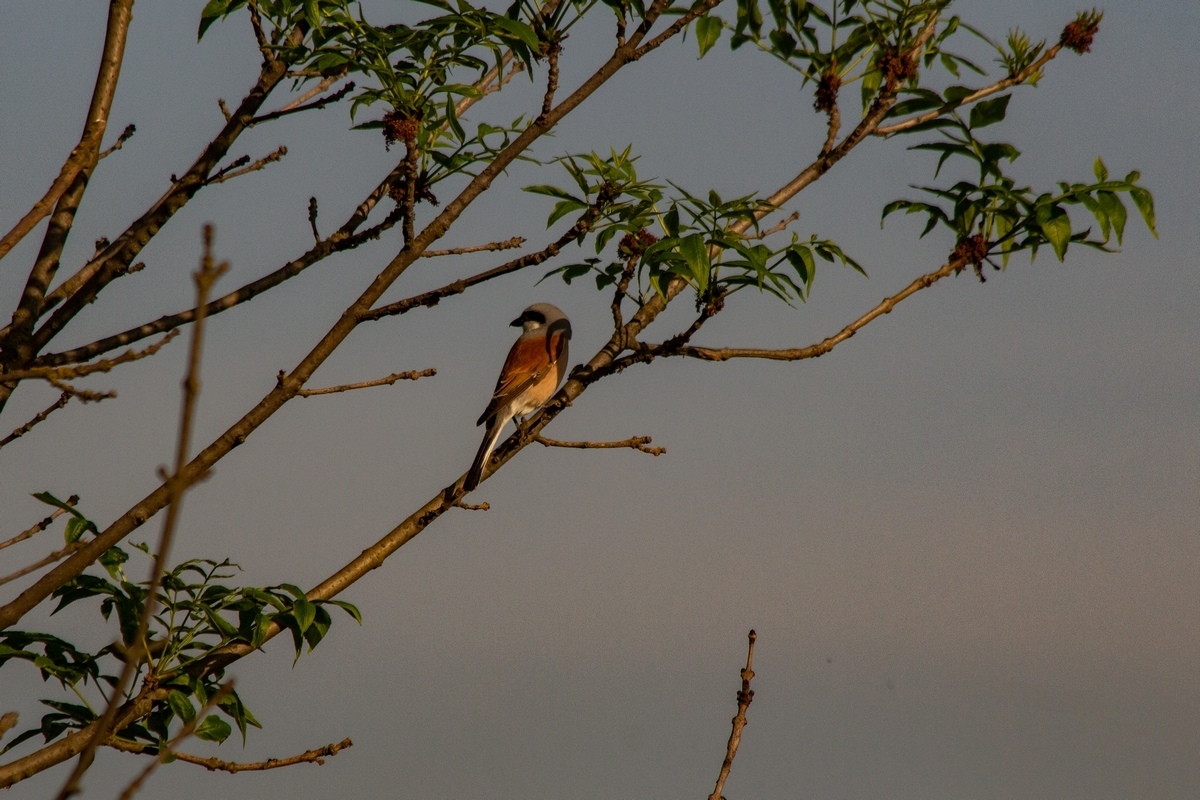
[290,368,436,397]
[708,630,757,800]
[534,434,665,456]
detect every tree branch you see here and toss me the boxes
[0,496,77,552]
[0,0,134,353]
[534,434,665,456]
[708,630,757,800]
[0,392,70,450]
[0,541,87,589]
[362,207,600,322]
[34,164,408,368]
[98,124,137,160]
[109,736,353,774]
[291,368,436,397]
[250,80,354,125]
[421,236,525,257]
[54,227,225,800]
[0,331,179,385]
[875,43,1063,136]
[205,145,288,185]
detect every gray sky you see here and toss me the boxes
[1,1,1197,798]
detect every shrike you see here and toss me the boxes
[464,303,572,491]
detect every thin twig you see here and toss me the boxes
[540,41,562,118]
[0,542,86,588]
[743,211,799,240]
[206,145,288,185]
[708,630,757,800]
[247,0,270,59]
[114,683,233,800]
[875,43,1063,136]
[421,236,525,257]
[98,124,136,160]
[362,207,601,322]
[273,68,349,113]
[534,434,665,456]
[251,81,354,125]
[45,377,116,404]
[110,735,352,775]
[55,227,226,800]
[0,331,179,384]
[308,197,320,241]
[0,392,70,450]
[0,496,77,551]
[453,501,490,511]
[671,254,967,363]
[218,98,232,122]
[291,368,436,397]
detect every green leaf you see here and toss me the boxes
[1096,191,1127,245]
[1093,157,1108,183]
[198,0,231,41]
[193,714,233,744]
[323,599,364,624]
[1037,204,1071,261]
[493,17,541,51]
[968,94,1010,129]
[291,597,316,635]
[785,247,814,285]
[696,16,722,58]
[98,546,128,580]
[678,234,710,292]
[167,691,196,725]
[1128,187,1158,238]
[64,517,87,545]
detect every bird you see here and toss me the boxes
[464,303,572,491]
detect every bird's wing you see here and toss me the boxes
[476,333,561,426]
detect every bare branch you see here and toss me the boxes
[743,211,799,240]
[671,255,966,363]
[0,496,78,552]
[422,236,525,257]
[109,736,353,775]
[251,80,354,125]
[247,0,270,58]
[218,98,233,122]
[875,43,1063,136]
[363,207,600,322]
[0,0,134,363]
[708,630,757,800]
[534,434,665,456]
[0,392,70,450]
[55,228,226,800]
[114,683,234,800]
[0,541,86,588]
[540,41,562,119]
[0,713,16,742]
[453,500,490,511]
[292,368,436,397]
[98,124,136,160]
[36,167,407,369]
[206,145,288,185]
[633,0,723,58]
[308,196,320,241]
[0,331,179,384]
[45,377,116,405]
[272,68,349,114]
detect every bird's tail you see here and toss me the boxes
[464,421,503,491]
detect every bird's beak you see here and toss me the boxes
[509,315,523,327]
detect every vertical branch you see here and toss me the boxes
[2,0,135,352]
[402,142,419,246]
[708,630,757,800]
[53,226,227,800]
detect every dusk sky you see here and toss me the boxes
[1,1,1197,797]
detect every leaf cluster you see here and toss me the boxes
[0,498,360,756]
[882,100,1156,265]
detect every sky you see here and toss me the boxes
[1,1,1197,798]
